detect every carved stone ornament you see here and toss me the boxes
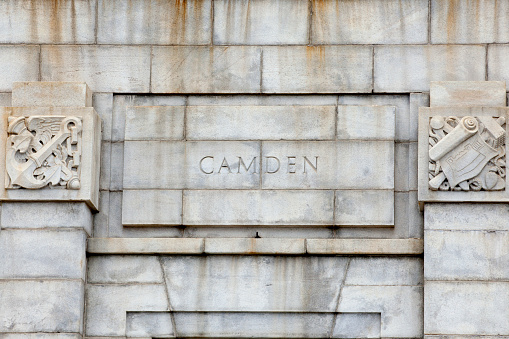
[5,115,82,190]
[428,115,506,191]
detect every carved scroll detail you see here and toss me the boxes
[6,116,82,190]
[428,115,506,191]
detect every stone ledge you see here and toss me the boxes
[87,238,423,255]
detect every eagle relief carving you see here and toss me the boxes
[5,116,82,190]
[428,115,506,191]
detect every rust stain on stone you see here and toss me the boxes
[446,0,458,41]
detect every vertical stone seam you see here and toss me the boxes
[158,256,178,337]
[210,0,215,45]
[38,45,42,81]
[259,47,264,93]
[485,44,489,81]
[259,140,263,189]
[329,257,351,338]
[149,46,154,93]
[427,0,431,44]
[307,0,313,45]
[333,95,340,238]
[371,45,375,93]
[94,0,99,44]
[182,96,189,226]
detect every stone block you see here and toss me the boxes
[345,258,423,286]
[188,94,338,106]
[204,238,305,254]
[87,255,163,284]
[85,284,169,337]
[0,107,102,211]
[161,256,348,312]
[125,106,185,141]
[1,202,92,235]
[425,230,509,281]
[332,313,381,338]
[431,0,509,43]
[122,190,182,226]
[311,0,428,44]
[337,105,395,140]
[0,334,81,339]
[407,191,424,238]
[410,93,429,141]
[93,191,109,237]
[339,286,423,338]
[111,95,132,142]
[92,93,113,141]
[306,239,424,255]
[261,141,394,190]
[262,46,372,93]
[12,82,92,107]
[0,46,39,92]
[126,312,174,338]
[99,142,111,190]
[186,105,336,140]
[183,190,334,226]
[213,0,308,45]
[335,190,394,226]
[425,281,509,335]
[0,280,84,333]
[151,46,261,93]
[430,81,506,107]
[87,238,204,254]
[375,45,486,92]
[109,142,123,191]
[0,229,86,279]
[0,93,12,106]
[41,46,151,93]
[425,203,509,231]
[488,45,509,88]
[97,0,211,45]
[0,0,95,44]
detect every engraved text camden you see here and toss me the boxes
[199,156,319,174]
[5,116,82,190]
[428,115,506,191]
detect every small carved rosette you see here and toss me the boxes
[6,116,82,190]
[428,115,506,191]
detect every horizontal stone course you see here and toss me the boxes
[122,190,182,226]
[204,238,305,254]
[0,46,39,92]
[125,106,185,141]
[430,81,506,107]
[337,105,395,140]
[335,190,394,226]
[12,82,93,107]
[88,255,164,284]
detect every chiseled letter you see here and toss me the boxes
[265,156,280,174]
[304,156,318,173]
[218,157,232,174]
[238,156,257,174]
[200,156,214,174]
[287,156,296,173]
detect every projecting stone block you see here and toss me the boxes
[87,238,205,254]
[0,107,102,210]
[375,45,486,92]
[186,106,336,140]
[0,46,39,91]
[122,190,182,226]
[87,255,164,284]
[262,46,373,93]
[430,81,506,107]
[97,0,211,45]
[0,280,84,333]
[425,203,509,231]
[213,0,308,45]
[306,239,424,255]
[12,82,93,107]
[41,46,151,93]
[183,190,334,226]
[151,46,261,93]
[204,238,305,254]
[311,0,428,44]
[337,105,395,140]
[125,106,185,140]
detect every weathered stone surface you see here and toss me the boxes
[183,190,334,225]
[262,46,372,93]
[125,106,185,141]
[188,95,338,106]
[126,312,174,338]
[0,280,84,333]
[93,191,109,238]
[425,281,509,335]
[0,0,95,44]
[109,142,123,191]
[161,256,348,312]
[335,190,394,226]
[431,0,509,43]
[312,0,428,44]
[122,190,182,226]
[425,203,509,231]
[337,105,395,140]
[375,45,486,92]
[430,81,506,107]
[41,46,151,93]
[92,93,113,141]
[410,93,429,141]
[488,45,509,88]
[0,334,81,339]
[0,229,86,279]
[0,93,12,106]
[99,142,111,190]
[395,142,418,192]
[213,0,308,45]
[87,256,163,284]
[339,286,423,338]
[205,238,305,254]
[97,0,212,45]
[12,82,92,107]
[261,141,394,190]
[186,106,336,140]
[346,258,423,286]
[151,46,261,93]
[87,238,204,254]
[332,313,381,338]
[85,284,168,336]
[0,46,39,92]
[306,239,424,255]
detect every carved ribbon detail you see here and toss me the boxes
[428,115,506,191]
[6,116,82,190]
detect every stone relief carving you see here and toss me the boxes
[5,116,82,190]
[428,115,506,191]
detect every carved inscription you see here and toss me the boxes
[428,115,506,191]
[199,156,318,174]
[5,116,82,190]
